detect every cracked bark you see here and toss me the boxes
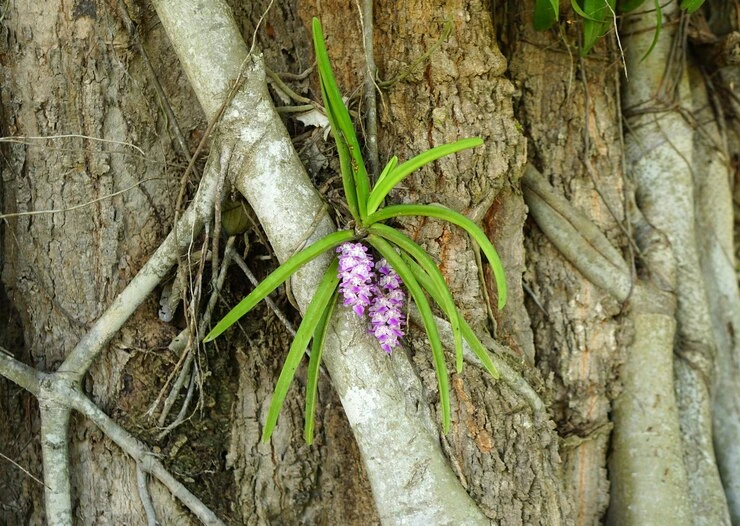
[2,0,737,524]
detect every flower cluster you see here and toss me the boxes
[337,242,405,353]
[368,259,405,354]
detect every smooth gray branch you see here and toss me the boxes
[65,380,224,525]
[137,464,158,526]
[0,349,225,525]
[521,164,632,300]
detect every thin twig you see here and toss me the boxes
[154,237,237,429]
[0,178,165,220]
[157,349,195,427]
[265,67,312,104]
[63,385,225,525]
[147,339,191,419]
[0,451,48,488]
[211,155,230,288]
[275,104,317,113]
[136,464,158,526]
[272,62,316,81]
[605,1,627,78]
[356,0,380,181]
[156,370,197,441]
[0,134,146,156]
[289,202,329,255]
[117,0,191,160]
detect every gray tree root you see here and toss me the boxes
[522,164,693,525]
[689,65,740,523]
[621,3,731,523]
[0,351,225,525]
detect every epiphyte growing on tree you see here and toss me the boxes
[203,18,506,444]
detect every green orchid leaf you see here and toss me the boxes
[404,257,499,380]
[365,204,507,309]
[313,21,359,220]
[365,138,483,216]
[375,155,399,189]
[570,0,602,21]
[459,317,500,379]
[367,235,451,433]
[204,230,355,342]
[304,287,338,444]
[369,223,464,373]
[580,0,615,56]
[313,18,370,219]
[534,0,560,30]
[399,253,464,373]
[262,259,340,443]
[679,0,704,13]
[321,83,360,220]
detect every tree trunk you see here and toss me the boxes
[1,0,738,525]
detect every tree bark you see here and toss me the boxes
[1,0,738,525]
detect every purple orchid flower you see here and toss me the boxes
[368,258,405,354]
[337,243,406,354]
[336,242,376,317]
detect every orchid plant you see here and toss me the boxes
[204,18,507,444]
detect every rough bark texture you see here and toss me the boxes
[496,3,627,525]
[1,0,375,523]
[2,0,737,524]
[1,0,195,521]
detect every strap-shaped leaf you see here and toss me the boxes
[319,80,360,220]
[204,230,354,342]
[312,18,370,218]
[263,259,340,443]
[365,203,507,309]
[534,0,560,30]
[405,257,499,379]
[679,0,704,13]
[375,155,398,188]
[304,287,339,444]
[365,138,483,216]
[367,235,451,433]
[570,0,602,21]
[459,317,500,380]
[581,0,614,56]
[369,223,464,373]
